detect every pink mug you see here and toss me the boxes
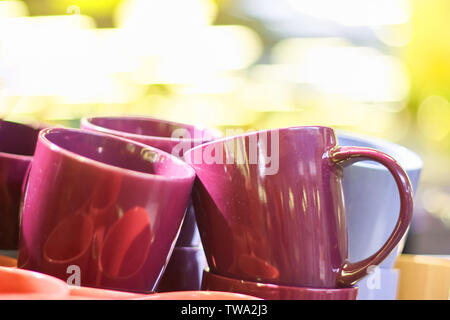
[18,128,195,292]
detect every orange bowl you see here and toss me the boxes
[133,291,261,300]
[0,266,69,299]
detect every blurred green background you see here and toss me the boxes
[0,0,449,253]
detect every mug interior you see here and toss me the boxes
[86,116,211,141]
[42,128,193,178]
[0,120,40,156]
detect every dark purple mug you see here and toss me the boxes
[184,126,414,288]
[0,120,42,250]
[156,246,207,292]
[17,128,195,292]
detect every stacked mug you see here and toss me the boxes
[186,126,415,299]
[80,116,221,292]
[0,117,419,299]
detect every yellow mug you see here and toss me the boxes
[395,254,450,300]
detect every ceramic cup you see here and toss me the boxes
[201,270,358,300]
[185,126,414,288]
[337,132,422,269]
[0,120,42,250]
[156,246,208,292]
[80,116,220,246]
[80,116,220,291]
[17,128,195,293]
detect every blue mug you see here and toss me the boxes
[338,132,422,270]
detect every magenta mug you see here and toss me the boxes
[184,126,414,288]
[17,128,195,292]
[81,116,220,247]
[80,116,219,291]
[0,120,42,250]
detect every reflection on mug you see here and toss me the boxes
[99,206,152,291]
[42,214,94,285]
[41,206,153,290]
[85,174,123,273]
[87,175,122,228]
[238,254,280,281]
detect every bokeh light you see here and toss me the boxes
[0,0,448,256]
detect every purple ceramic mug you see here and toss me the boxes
[17,128,195,292]
[80,116,221,247]
[0,120,42,250]
[184,126,414,288]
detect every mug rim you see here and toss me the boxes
[39,127,195,182]
[337,130,423,171]
[183,125,335,162]
[81,115,222,144]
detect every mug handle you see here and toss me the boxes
[329,146,414,286]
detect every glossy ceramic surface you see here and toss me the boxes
[157,246,208,292]
[185,126,414,288]
[81,116,220,247]
[202,270,358,300]
[338,132,422,269]
[0,120,41,250]
[395,254,450,300]
[17,128,195,293]
[0,266,69,300]
[69,285,147,300]
[355,268,399,300]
